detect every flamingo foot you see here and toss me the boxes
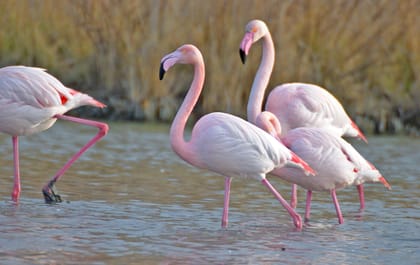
[42,180,62,203]
[293,214,303,230]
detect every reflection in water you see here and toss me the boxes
[0,122,419,264]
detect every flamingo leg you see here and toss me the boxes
[331,189,344,224]
[42,114,109,203]
[357,184,365,211]
[261,178,302,229]
[11,136,21,202]
[304,190,312,223]
[221,177,232,228]
[290,184,297,209]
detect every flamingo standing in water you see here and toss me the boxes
[239,19,368,210]
[256,111,391,223]
[159,44,315,229]
[0,66,109,203]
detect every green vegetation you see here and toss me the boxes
[0,0,419,134]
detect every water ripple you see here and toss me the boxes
[0,123,419,264]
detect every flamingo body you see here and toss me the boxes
[240,19,368,210]
[257,111,390,223]
[0,65,108,202]
[184,112,294,179]
[266,83,364,139]
[240,19,366,142]
[0,66,104,136]
[274,128,385,191]
[160,44,315,229]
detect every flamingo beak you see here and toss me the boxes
[239,32,254,64]
[159,62,166,80]
[239,49,247,64]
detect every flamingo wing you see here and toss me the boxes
[0,66,72,108]
[191,112,290,179]
[279,128,357,190]
[0,66,73,135]
[266,83,355,137]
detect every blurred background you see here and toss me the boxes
[0,0,419,135]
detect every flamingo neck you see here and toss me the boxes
[259,111,282,141]
[247,33,275,124]
[170,61,205,161]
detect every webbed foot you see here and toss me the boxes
[42,181,62,203]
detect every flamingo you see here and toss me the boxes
[256,111,391,224]
[239,19,368,210]
[0,66,109,203]
[159,44,315,229]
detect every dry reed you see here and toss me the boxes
[0,0,419,132]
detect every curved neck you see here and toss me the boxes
[170,61,205,161]
[257,111,282,141]
[247,33,275,124]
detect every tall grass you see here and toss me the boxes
[0,0,418,132]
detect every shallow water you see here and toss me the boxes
[0,121,419,265]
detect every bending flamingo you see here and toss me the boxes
[239,19,368,209]
[159,44,315,229]
[0,66,109,203]
[256,111,391,224]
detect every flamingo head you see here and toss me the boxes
[159,44,203,80]
[255,111,283,141]
[239,19,269,64]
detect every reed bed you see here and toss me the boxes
[0,0,419,133]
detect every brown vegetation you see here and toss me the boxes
[0,0,419,134]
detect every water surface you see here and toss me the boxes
[0,122,419,264]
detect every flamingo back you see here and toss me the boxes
[266,83,358,138]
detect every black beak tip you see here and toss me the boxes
[159,63,166,80]
[239,49,247,64]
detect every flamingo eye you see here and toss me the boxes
[179,47,188,55]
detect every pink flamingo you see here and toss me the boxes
[256,111,391,224]
[0,66,109,203]
[239,19,368,210]
[159,44,315,229]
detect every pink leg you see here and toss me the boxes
[331,189,344,224]
[290,184,297,209]
[11,136,21,202]
[221,177,232,228]
[261,178,302,229]
[357,184,365,211]
[42,114,109,203]
[304,190,312,223]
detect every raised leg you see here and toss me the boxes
[42,114,109,203]
[261,178,302,229]
[290,184,297,209]
[357,184,365,211]
[304,190,312,223]
[331,189,344,224]
[221,177,232,228]
[11,136,21,202]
